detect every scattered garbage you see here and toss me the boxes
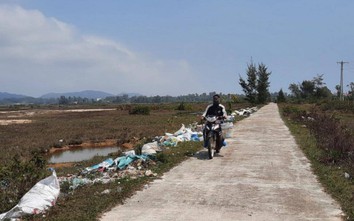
[141,141,161,155]
[1,107,254,220]
[101,189,111,195]
[84,158,114,173]
[301,116,315,121]
[231,107,258,117]
[0,170,60,220]
[54,123,206,192]
[114,153,151,170]
[344,172,350,179]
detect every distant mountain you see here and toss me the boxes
[40,90,115,99]
[0,91,143,104]
[0,92,30,100]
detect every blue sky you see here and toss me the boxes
[1,0,354,97]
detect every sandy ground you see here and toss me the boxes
[0,119,32,125]
[100,103,344,221]
[0,108,116,125]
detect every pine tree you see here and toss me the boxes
[239,61,271,104]
[256,63,271,104]
[277,89,286,103]
[239,62,257,104]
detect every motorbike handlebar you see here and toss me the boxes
[203,115,225,124]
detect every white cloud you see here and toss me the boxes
[0,4,199,97]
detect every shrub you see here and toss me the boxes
[320,100,354,113]
[129,106,150,115]
[68,138,83,145]
[307,112,354,164]
[281,104,308,122]
[156,152,168,163]
[0,152,48,212]
[176,102,192,111]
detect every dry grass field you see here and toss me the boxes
[0,104,204,164]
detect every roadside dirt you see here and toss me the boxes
[100,103,344,221]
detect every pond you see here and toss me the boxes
[48,146,121,163]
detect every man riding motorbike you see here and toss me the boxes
[201,94,227,153]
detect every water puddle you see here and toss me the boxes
[48,146,121,163]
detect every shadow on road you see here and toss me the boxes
[192,150,224,160]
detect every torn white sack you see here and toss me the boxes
[0,170,60,220]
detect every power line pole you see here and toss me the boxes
[337,61,349,101]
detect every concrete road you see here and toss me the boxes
[100,103,344,221]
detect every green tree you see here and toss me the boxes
[58,96,68,105]
[289,83,301,99]
[277,89,286,103]
[300,80,315,99]
[256,63,271,103]
[312,74,332,99]
[289,74,332,101]
[315,86,332,99]
[239,61,271,104]
[239,62,257,104]
[335,85,341,99]
[347,82,354,101]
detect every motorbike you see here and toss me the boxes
[204,115,223,159]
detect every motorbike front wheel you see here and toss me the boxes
[207,134,216,159]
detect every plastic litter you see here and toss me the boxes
[70,177,92,190]
[84,158,114,173]
[114,154,150,169]
[141,141,161,155]
[0,170,60,220]
[231,106,258,117]
[174,124,186,136]
[221,122,234,138]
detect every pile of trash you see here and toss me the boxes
[231,107,258,117]
[58,150,159,191]
[57,123,207,191]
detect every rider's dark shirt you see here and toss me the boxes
[202,104,227,118]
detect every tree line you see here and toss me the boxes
[282,74,354,103]
[5,59,351,106]
[0,92,242,106]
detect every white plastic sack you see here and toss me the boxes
[221,122,234,138]
[221,122,234,130]
[0,170,60,220]
[178,129,192,141]
[124,150,136,156]
[141,141,161,155]
[174,124,185,136]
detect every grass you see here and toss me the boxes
[279,103,354,220]
[0,105,202,164]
